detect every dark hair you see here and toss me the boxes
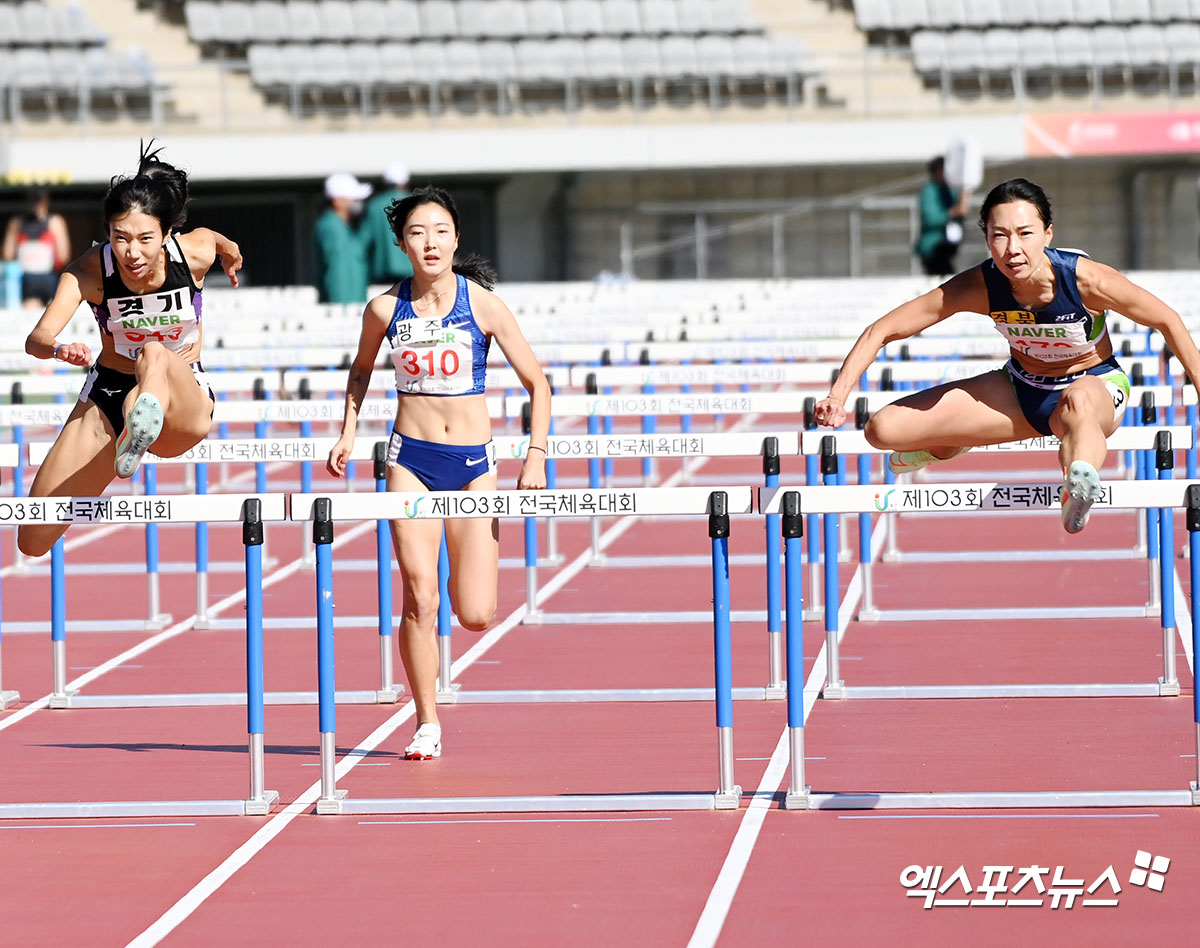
[927,156,945,175]
[102,140,190,234]
[977,177,1052,233]
[385,184,498,290]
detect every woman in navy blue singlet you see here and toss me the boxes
[327,185,551,760]
[19,143,242,557]
[815,177,1200,534]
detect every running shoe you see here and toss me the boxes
[114,393,164,479]
[404,722,442,760]
[887,446,971,476]
[1061,460,1102,534]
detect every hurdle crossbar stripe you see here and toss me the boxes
[27,438,384,467]
[290,486,754,521]
[760,480,1200,515]
[802,425,1194,456]
[803,790,1197,809]
[0,443,17,467]
[0,493,287,525]
[493,431,799,459]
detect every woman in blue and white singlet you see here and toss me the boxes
[327,185,551,760]
[19,143,242,557]
[815,177,1200,535]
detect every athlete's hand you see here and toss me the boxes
[326,435,354,478]
[517,451,547,490]
[813,396,847,428]
[219,243,243,288]
[52,342,92,367]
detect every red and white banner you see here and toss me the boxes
[1026,111,1200,157]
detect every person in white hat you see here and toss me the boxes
[362,161,414,285]
[313,172,371,303]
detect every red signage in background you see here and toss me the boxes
[1025,111,1200,157]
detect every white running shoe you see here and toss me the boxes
[404,722,442,760]
[114,393,164,479]
[887,446,971,476]
[1061,460,1102,534]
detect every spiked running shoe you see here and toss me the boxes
[1061,460,1102,534]
[404,722,442,760]
[887,446,971,476]
[114,393,164,479]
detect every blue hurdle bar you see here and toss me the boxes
[710,492,740,808]
[313,498,346,813]
[763,438,784,697]
[373,443,402,702]
[242,499,279,814]
[1155,432,1180,695]
[1188,486,1200,802]
[819,437,843,697]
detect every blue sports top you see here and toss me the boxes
[385,273,490,396]
[980,246,1108,365]
[90,236,202,359]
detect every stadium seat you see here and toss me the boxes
[16,1,57,45]
[285,1,322,42]
[478,38,518,79]
[999,0,1041,26]
[478,0,527,39]
[378,40,420,84]
[584,36,626,81]
[620,34,661,78]
[1074,0,1115,23]
[696,33,737,77]
[678,0,714,34]
[524,0,568,37]
[640,0,680,35]
[961,0,1002,27]
[888,0,932,32]
[381,0,421,38]
[183,2,222,45]
[1020,28,1058,71]
[942,29,984,76]
[317,1,357,41]
[925,0,967,29]
[311,42,353,87]
[349,0,386,36]
[347,41,383,86]
[0,5,20,43]
[730,32,773,78]
[1054,26,1094,69]
[443,38,484,83]
[909,30,946,74]
[48,48,83,96]
[658,35,699,79]
[248,43,288,88]
[853,0,892,31]
[14,48,54,93]
[420,1,459,39]
[1150,0,1191,20]
[981,27,1020,72]
[1090,25,1130,67]
[602,0,641,36]
[251,2,290,44]
[55,5,105,46]
[1110,0,1153,22]
[1126,23,1166,67]
[562,0,605,37]
[1165,22,1200,65]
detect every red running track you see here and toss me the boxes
[0,444,1197,947]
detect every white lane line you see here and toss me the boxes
[122,461,695,948]
[836,814,1161,820]
[685,517,880,948]
[357,817,674,826]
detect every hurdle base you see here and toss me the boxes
[830,682,1169,699]
[537,555,566,568]
[0,799,257,819]
[48,690,80,709]
[784,786,813,810]
[714,786,743,810]
[1159,677,1181,696]
[316,790,348,815]
[588,552,608,566]
[0,689,19,710]
[1191,782,1200,806]
[193,617,212,630]
[59,689,398,708]
[375,686,405,704]
[521,609,544,625]
[334,792,726,815]
[436,682,462,704]
[822,680,846,700]
[763,684,787,701]
[802,608,823,621]
[856,607,880,622]
[144,613,173,632]
[1144,604,1161,618]
[803,790,1197,809]
[244,790,280,816]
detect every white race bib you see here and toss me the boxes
[105,287,200,359]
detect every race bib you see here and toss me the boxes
[991,311,1101,364]
[390,320,474,395]
[17,240,54,275]
[105,287,200,359]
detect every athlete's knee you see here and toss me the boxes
[455,602,496,632]
[863,410,901,450]
[17,526,52,558]
[1056,381,1105,421]
[401,583,440,624]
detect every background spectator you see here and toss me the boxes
[914,156,969,277]
[2,187,72,308]
[313,172,371,304]
[363,161,415,285]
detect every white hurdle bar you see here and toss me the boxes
[0,494,284,818]
[766,483,1200,810]
[291,486,753,815]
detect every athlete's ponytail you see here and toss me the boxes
[103,140,190,234]
[452,252,497,291]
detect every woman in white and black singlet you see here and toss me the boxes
[815,177,1200,535]
[19,142,243,557]
[327,185,551,761]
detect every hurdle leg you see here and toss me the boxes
[710,492,741,809]
[435,529,460,702]
[48,539,77,708]
[804,453,822,619]
[1156,439,1180,695]
[142,465,171,630]
[373,445,402,702]
[0,557,18,708]
[312,499,347,814]
[242,500,279,815]
[521,516,542,625]
[194,462,211,628]
[781,493,811,809]
[819,440,845,698]
[763,441,784,698]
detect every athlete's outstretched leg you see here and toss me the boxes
[1049,376,1122,534]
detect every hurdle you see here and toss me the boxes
[0,443,19,708]
[291,486,752,814]
[0,494,281,818]
[763,458,1190,704]
[769,482,1200,810]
